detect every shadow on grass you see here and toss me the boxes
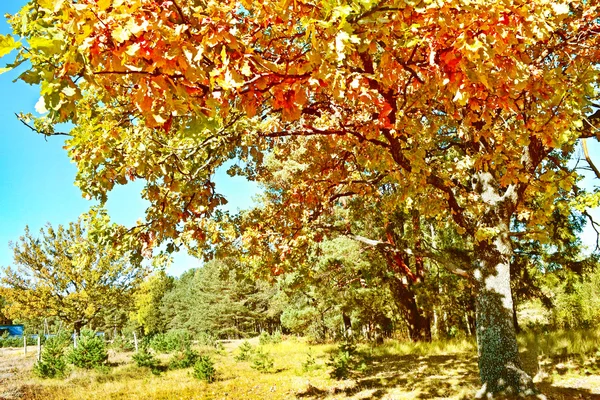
[297,352,480,399]
[297,351,600,400]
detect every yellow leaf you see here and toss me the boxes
[98,0,111,11]
[0,34,19,58]
[111,26,131,43]
[551,3,569,15]
[453,89,468,106]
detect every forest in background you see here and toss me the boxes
[2,205,599,347]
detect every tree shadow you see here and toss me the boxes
[297,352,480,399]
[296,351,600,399]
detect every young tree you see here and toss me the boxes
[0,209,149,334]
[2,0,599,395]
[132,270,174,336]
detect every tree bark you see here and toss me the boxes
[389,278,431,342]
[474,219,536,397]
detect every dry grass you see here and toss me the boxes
[1,331,599,400]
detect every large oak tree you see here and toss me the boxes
[1,0,599,395]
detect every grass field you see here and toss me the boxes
[1,329,600,400]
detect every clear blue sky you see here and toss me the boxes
[0,0,599,277]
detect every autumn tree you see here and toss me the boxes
[2,0,600,395]
[131,270,174,336]
[0,209,149,334]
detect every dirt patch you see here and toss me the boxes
[0,348,37,400]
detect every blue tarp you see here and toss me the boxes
[0,324,24,336]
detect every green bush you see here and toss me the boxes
[149,330,191,353]
[302,349,321,373]
[109,335,134,352]
[193,355,216,383]
[33,333,71,379]
[66,330,108,369]
[258,331,271,346]
[169,347,199,370]
[196,332,217,347]
[0,332,24,348]
[132,347,161,375]
[234,340,253,361]
[251,347,274,373]
[271,330,282,344]
[258,330,283,346]
[327,341,365,379]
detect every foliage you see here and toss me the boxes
[132,271,174,336]
[234,340,254,362]
[0,296,10,325]
[149,329,191,354]
[4,0,600,395]
[301,349,321,373]
[132,347,161,375]
[259,330,282,346]
[33,333,71,379]
[251,347,275,373]
[160,259,283,339]
[0,332,25,348]
[109,334,135,352]
[0,209,149,332]
[66,330,108,369]
[327,341,361,380]
[193,355,216,383]
[548,267,600,329]
[169,347,199,370]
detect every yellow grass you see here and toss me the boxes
[2,330,599,400]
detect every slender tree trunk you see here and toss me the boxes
[342,312,352,338]
[474,218,536,397]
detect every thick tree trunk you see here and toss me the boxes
[474,222,536,397]
[390,278,431,342]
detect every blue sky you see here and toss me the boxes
[0,0,599,277]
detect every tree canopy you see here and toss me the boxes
[1,0,599,395]
[0,209,149,333]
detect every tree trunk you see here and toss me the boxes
[390,278,431,342]
[73,320,83,336]
[474,222,536,397]
[342,312,352,338]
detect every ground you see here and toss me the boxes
[1,331,600,400]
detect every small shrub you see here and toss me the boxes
[213,341,225,354]
[109,335,134,352]
[33,333,70,379]
[258,331,282,345]
[132,347,161,375]
[259,331,271,346]
[169,347,199,370]
[149,330,191,353]
[251,347,274,373]
[0,332,24,348]
[271,330,282,344]
[302,349,320,373]
[66,330,108,369]
[196,332,217,347]
[193,355,216,383]
[327,341,363,379]
[234,340,254,361]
